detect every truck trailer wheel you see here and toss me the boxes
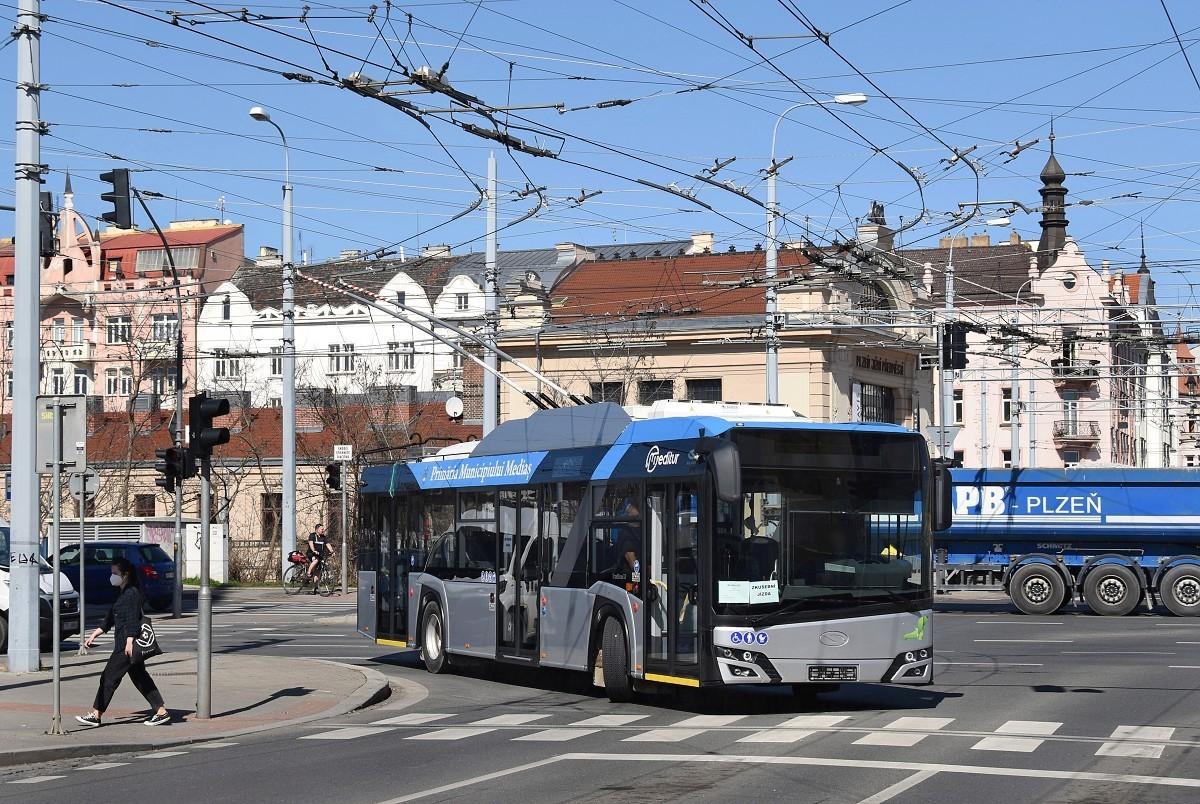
[1160,565,1200,617]
[1009,564,1067,615]
[1083,564,1141,616]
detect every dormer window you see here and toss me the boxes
[222,295,231,321]
[455,292,469,311]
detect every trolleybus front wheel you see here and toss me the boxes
[600,616,634,703]
[420,600,450,674]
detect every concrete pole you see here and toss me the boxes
[484,152,498,433]
[77,475,86,652]
[340,464,348,595]
[765,166,779,404]
[1010,339,1021,467]
[940,251,956,461]
[7,0,43,674]
[49,401,62,733]
[280,134,295,580]
[196,458,211,719]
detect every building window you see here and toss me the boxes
[51,318,65,342]
[71,318,84,344]
[151,313,179,342]
[685,378,722,402]
[1001,449,1012,469]
[589,381,624,405]
[269,346,282,377]
[261,493,283,542]
[214,349,241,379]
[638,379,673,405]
[73,369,89,395]
[396,291,406,307]
[1187,454,1198,468]
[1063,449,1081,469]
[328,343,356,374]
[105,367,132,396]
[50,367,65,395]
[451,351,463,370]
[859,283,891,311]
[387,342,401,372]
[221,295,231,321]
[4,371,11,398]
[107,258,122,277]
[387,342,414,372]
[5,323,12,348]
[135,246,200,274]
[1001,388,1012,424]
[953,388,964,424]
[455,292,469,311]
[150,367,176,396]
[134,494,156,517]
[859,383,897,424]
[106,316,132,344]
[952,450,964,467]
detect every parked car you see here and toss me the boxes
[59,541,176,612]
[0,521,81,652]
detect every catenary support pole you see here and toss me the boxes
[765,163,779,404]
[77,473,86,654]
[49,400,63,734]
[8,0,43,674]
[484,152,498,433]
[197,457,212,719]
[1010,338,1021,467]
[281,167,295,581]
[340,463,348,596]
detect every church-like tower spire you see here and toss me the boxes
[1036,126,1068,273]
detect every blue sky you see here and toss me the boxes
[8,1,1200,310]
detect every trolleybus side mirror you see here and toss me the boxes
[933,463,953,533]
[705,440,741,504]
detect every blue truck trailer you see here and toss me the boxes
[935,468,1200,616]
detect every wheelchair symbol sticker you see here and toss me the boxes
[730,632,743,644]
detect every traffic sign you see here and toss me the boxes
[923,425,962,455]
[69,468,100,502]
[333,444,353,462]
[35,395,87,474]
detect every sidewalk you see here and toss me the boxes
[0,651,389,767]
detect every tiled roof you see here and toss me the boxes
[551,249,808,321]
[896,243,1033,308]
[99,225,243,252]
[235,253,460,310]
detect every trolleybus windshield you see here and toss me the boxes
[714,430,928,616]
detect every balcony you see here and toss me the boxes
[1053,419,1101,446]
[1051,358,1100,390]
[41,340,94,363]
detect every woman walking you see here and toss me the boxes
[75,557,170,727]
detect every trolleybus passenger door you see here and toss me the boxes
[644,483,700,681]
[498,489,540,663]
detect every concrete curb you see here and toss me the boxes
[0,661,391,769]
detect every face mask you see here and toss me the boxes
[110,573,123,588]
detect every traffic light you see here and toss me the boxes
[38,191,56,258]
[99,167,132,229]
[154,446,186,494]
[942,322,969,370]
[189,391,230,460]
[325,462,342,490]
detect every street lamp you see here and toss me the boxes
[765,93,868,404]
[250,106,296,579]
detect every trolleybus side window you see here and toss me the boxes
[546,482,588,588]
[591,483,642,593]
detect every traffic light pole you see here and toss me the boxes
[340,461,348,596]
[197,456,212,719]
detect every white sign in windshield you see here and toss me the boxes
[718,580,780,604]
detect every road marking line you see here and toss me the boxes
[779,715,850,728]
[1168,665,1200,669]
[77,762,129,770]
[378,755,565,803]
[738,729,816,744]
[1062,651,1175,655]
[624,714,744,741]
[136,751,188,759]
[974,621,1064,625]
[372,713,453,726]
[471,713,553,726]
[407,727,496,740]
[972,721,1062,753]
[858,769,938,804]
[973,639,1074,643]
[300,727,395,740]
[671,715,746,727]
[192,742,238,749]
[1096,726,1176,759]
[854,717,953,748]
[8,776,66,784]
[1176,641,1200,645]
[569,714,649,727]
[936,662,1043,667]
[739,715,848,742]
[514,728,600,742]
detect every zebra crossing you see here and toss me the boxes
[298,710,1193,761]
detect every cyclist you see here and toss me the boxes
[306,524,333,594]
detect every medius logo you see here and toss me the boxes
[644,444,681,473]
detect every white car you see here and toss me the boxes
[0,521,81,652]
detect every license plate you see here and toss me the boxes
[165,572,175,580]
[808,665,857,682]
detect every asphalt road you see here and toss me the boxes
[3,589,1200,803]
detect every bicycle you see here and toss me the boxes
[283,555,337,596]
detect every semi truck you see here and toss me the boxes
[935,468,1200,616]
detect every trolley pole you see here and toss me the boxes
[483,152,498,434]
[340,461,348,596]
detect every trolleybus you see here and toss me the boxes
[357,401,950,700]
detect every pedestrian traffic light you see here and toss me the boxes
[99,167,132,230]
[38,191,56,258]
[942,322,969,370]
[189,391,231,460]
[325,462,342,490]
[154,446,186,494]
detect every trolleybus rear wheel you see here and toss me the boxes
[1083,564,1141,616]
[420,601,450,674]
[600,616,634,703]
[1161,565,1200,617]
[1008,563,1067,616]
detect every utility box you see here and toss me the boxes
[357,571,376,639]
[183,523,229,584]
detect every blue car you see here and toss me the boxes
[59,541,176,612]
